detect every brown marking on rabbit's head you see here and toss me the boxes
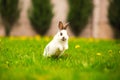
[58,21,69,30]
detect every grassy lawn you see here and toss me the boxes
[0,36,120,80]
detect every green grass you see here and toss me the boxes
[0,37,120,80]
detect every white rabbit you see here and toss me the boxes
[43,21,69,57]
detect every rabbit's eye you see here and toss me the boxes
[60,33,63,36]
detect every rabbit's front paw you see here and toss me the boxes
[65,45,68,50]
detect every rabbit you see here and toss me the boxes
[43,21,69,57]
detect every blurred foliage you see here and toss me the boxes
[108,0,120,38]
[29,0,53,36]
[67,0,93,36]
[0,0,20,36]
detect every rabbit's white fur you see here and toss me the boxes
[43,21,69,57]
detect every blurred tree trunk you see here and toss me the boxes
[5,22,10,36]
[92,0,100,38]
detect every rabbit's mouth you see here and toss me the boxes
[61,37,66,41]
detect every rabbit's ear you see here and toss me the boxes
[64,22,69,29]
[58,21,63,30]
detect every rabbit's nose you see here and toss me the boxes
[62,37,66,41]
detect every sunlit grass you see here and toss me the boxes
[0,37,120,80]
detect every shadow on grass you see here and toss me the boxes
[46,53,71,61]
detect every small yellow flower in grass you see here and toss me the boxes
[10,36,15,40]
[75,45,80,49]
[35,35,41,41]
[89,38,94,42]
[45,36,50,41]
[21,36,27,40]
[96,53,102,56]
